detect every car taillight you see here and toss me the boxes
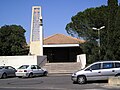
[24,70,27,72]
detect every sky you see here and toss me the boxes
[0,0,119,43]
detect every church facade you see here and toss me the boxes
[43,34,85,62]
[29,6,85,63]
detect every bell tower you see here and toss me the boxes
[30,6,43,56]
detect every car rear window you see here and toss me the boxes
[115,62,120,68]
[18,65,29,69]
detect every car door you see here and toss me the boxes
[100,62,115,79]
[31,65,39,76]
[36,65,44,75]
[4,66,15,76]
[7,66,16,76]
[4,66,12,76]
[84,63,102,81]
[114,62,120,75]
[31,65,43,76]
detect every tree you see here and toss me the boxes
[114,4,120,59]
[0,25,29,56]
[66,0,120,63]
[105,0,118,60]
[66,6,108,63]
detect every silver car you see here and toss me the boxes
[16,65,48,78]
[71,61,120,84]
[0,66,16,79]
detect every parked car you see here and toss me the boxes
[71,60,120,84]
[16,65,48,78]
[0,66,16,79]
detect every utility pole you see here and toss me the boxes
[92,26,105,60]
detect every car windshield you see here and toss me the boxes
[18,65,29,69]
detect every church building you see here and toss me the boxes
[29,6,85,63]
[43,34,85,62]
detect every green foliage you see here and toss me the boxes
[113,5,120,60]
[0,25,29,56]
[66,0,120,63]
[66,6,108,39]
[66,6,108,63]
[105,0,118,60]
[81,41,98,64]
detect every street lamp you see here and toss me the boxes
[92,26,105,60]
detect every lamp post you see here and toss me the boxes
[92,26,105,60]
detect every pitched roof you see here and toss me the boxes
[44,34,85,45]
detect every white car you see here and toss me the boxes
[16,65,48,78]
[71,61,120,84]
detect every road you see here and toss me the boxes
[0,74,119,90]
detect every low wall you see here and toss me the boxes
[0,55,47,69]
[77,54,86,69]
[108,77,120,86]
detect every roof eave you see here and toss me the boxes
[43,44,80,47]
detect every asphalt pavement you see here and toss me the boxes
[0,74,120,90]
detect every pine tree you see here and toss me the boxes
[114,5,120,60]
[105,0,118,60]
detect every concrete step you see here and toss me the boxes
[43,62,81,74]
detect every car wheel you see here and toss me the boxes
[77,76,86,84]
[43,71,48,76]
[28,73,33,78]
[2,73,7,79]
